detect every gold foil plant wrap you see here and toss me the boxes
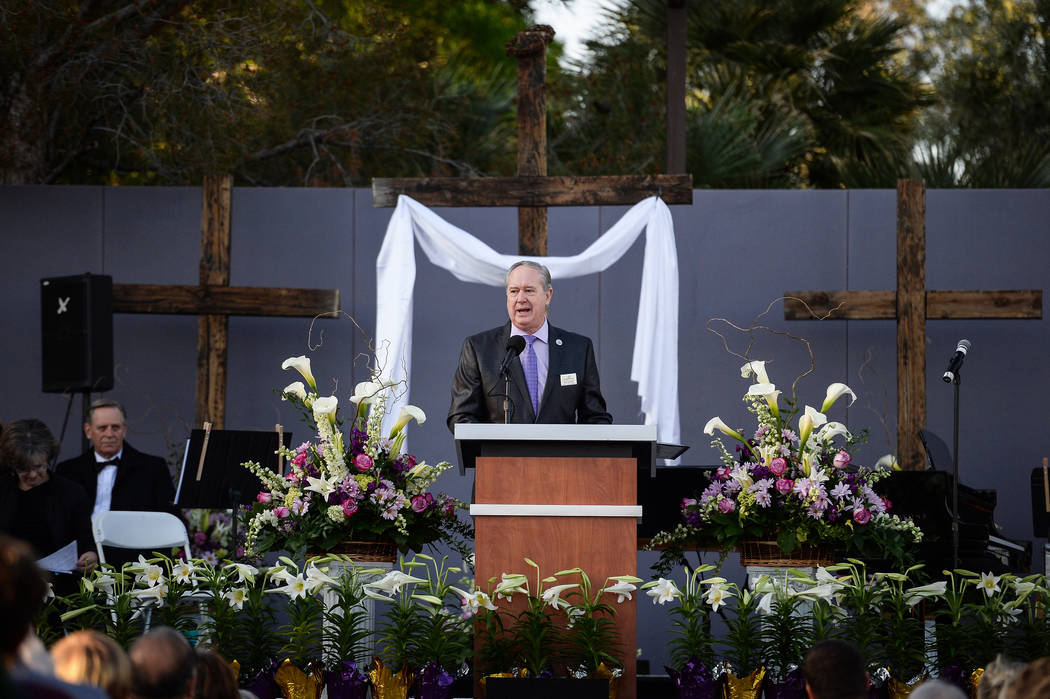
[368,658,412,699]
[274,659,324,699]
[887,674,926,699]
[590,662,621,699]
[725,666,765,699]
[969,668,984,698]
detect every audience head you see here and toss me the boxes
[978,655,1025,699]
[52,630,133,699]
[193,648,239,699]
[128,626,196,699]
[910,679,967,699]
[84,398,128,459]
[1,418,58,491]
[1001,657,1050,699]
[802,639,867,699]
[0,534,48,664]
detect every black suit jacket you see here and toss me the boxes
[447,322,612,431]
[56,442,175,515]
[0,473,94,557]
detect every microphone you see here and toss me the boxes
[942,339,972,383]
[499,336,527,376]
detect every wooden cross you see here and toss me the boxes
[111,174,340,428]
[372,26,693,255]
[784,179,1042,470]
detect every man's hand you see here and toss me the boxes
[76,550,99,575]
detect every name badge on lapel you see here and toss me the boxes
[560,373,578,386]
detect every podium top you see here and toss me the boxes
[454,423,658,475]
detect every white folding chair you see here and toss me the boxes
[91,511,193,632]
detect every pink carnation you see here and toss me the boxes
[775,478,794,495]
[354,453,373,472]
[274,506,290,519]
[717,498,736,514]
[256,492,272,504]
[833,450,852,469]
[769,457,787,476]
[853,508,871,525]
[342,500,358,517]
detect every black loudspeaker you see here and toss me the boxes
[41,274,114,393]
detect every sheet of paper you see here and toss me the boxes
[38,540,78,573]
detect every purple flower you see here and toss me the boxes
[717,498,736,514]
[830,482,852,500]
[752,464,772,480]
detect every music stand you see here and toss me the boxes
[176,426,292,558]
[1030,458,1050,539]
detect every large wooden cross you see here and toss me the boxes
[111,175,340,428]
[784,179,1042,470]
[372,26,693,254]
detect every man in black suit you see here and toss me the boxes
[448,260,613,429]
[56,399,175,566]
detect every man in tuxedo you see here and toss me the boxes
[56,399,175,565]
[447,260,613,429]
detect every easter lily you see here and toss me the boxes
[304,474,337,499]
[905,581,947,606]
[821,383,857,413]
[224,587,247,610]
[282,355,317,392]
[643,577,682,605]
[272,573,310,600]
[541,583,578,609]
[225,562,258,585]
[978,572,1001,597]
[602,580,638,603]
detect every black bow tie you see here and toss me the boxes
[95,458,119,474]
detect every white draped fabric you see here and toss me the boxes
[375,194,680,447]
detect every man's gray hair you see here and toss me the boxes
[505,260,552,292]
[86,398,127,424]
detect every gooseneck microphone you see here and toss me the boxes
[499,336,527,376]
[942,339,972,383]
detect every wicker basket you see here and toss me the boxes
[309,539,398,563]
[739,539,835,567]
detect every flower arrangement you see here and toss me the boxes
[650,360,922,569]
[241,354,471,557]
[183,508,235,563]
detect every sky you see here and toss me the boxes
[532,0,964,66]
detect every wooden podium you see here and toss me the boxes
[456,424,656,699]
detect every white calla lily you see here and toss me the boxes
[281,381,307,402]
[389,405,426,438]
[875,454,901,471]
[740,360,770,385]
[815,421,851,443]
[797,405,827,447]
[282,355,317,391]
[821,383,857,413]
[747,382,781,417]
[703,417,746,444]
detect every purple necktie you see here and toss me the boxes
[523,334,539,415]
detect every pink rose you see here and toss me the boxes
[411,495,429,513]
[256,492,272,504]
[769,457,787,476]
[342,500,358,517]
[274,506,290,519]
[775,478,793,495]
[882,497,892,512]
[853,508,871,525]
[715,466,730,481]
[292,451,308,466]
[354,453,373,472]
[833,450,852,469]
[717,498,736,514]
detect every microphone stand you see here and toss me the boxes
[503,368,511,424]
[950,368,962,568]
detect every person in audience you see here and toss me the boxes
[128,626,197,699]
[1001,657,1050,699]
[194,648,240,699]
[801,639,868,699]
[978,655,1025,699]
[0,419,97,582]
[911,679,967,699]
[57,398,176,568]
[0,534,104,699]
[52,630,133,699]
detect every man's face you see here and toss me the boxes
[84,406,127,459]
[506,266,552,334]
